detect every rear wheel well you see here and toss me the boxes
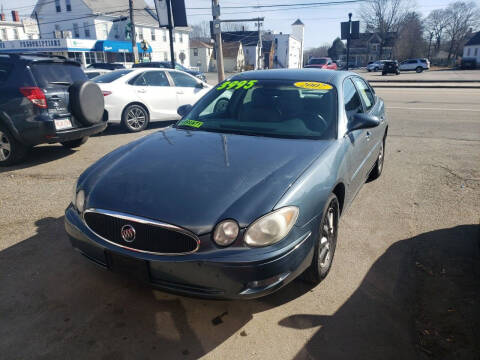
[332,183,345,215]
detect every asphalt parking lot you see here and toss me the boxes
[0,87,479,359]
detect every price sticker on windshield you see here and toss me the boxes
[294,82,333,90]
[178,119,203,128]
[217,80,258,91]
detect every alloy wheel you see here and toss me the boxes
[126,107,147,130]
[0,131,11,161]
[319,206,336,269]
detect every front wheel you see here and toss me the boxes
[122,104,149,133]
[416,67,423,73]
[304,194,339,284]
[61,137,88,149]
[368,137,385,181]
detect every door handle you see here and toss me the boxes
[176,91,184,94]
[366,131,372,140]
[137,89,146,93]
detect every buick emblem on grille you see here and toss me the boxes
[120,224,136,243]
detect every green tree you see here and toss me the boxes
[328,38,346,60]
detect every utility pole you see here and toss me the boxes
[257,19,262,70]
[129,0,139,63]
[212,0,225,82]
[34,11,42,39]
[166,0,176,69]
[346,12,352,71]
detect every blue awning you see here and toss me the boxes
[94,40,152,53]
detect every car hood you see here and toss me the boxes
[81,128,332,235]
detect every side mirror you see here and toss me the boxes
[177,104,193,118]
[195,82,205,89]
[348,113,380,132]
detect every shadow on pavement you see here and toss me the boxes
[0,145,75,173]
[0,216,312,359]
[279,225,480,360]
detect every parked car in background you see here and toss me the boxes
[382,60,400,75]
[304,57,338,70]
[133,61,207,82]
[84,68,111,80]
[66,69,388,299]
[0,53,107,166]
[87,62,125,70]
[461,57,477,69]
[367,60,387,72]
[94,68,210,132]
[399,58,430,73]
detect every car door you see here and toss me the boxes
[343,77,371,196]
[167,71,208,109]
[131,70,178,121]
[351,77,383,178]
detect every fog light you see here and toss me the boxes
[243,272,290,293]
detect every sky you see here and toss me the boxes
[7,0,473,49]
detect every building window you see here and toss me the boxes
[55,0,61,12]
[467,48,471,56]
[0,29,6,40]
[100,23,108,39]
[66,0,72,11]
[193,48,198,56]
[138,27,144,40]
[151,29,156,41]
[163,30,167,41]
[84,22,90,38]
[179,33,183,43]
[173,33,176,42]
[13,28,19,40]
[475,48,478,56]
[73,23,80,38]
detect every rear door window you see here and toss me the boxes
[343,78,364,122]
[30,62,87,87]
[142,71,170,86]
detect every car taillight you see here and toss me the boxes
[19,87,47,108]
[102,91,112,96]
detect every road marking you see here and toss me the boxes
[388,106,480,112]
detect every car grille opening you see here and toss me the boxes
[83,211,199,254]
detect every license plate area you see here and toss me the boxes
[106,251,150,283]
[54,118,72,131]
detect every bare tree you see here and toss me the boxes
[444,1,479,61]
[304,44,330,63]
[190,21,210,40]
[424,9,449,57]
[360,0,413,58]
[395,12,426,60]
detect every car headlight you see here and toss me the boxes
[244,207,299,247]
[72,184,85,213]
[213,219,239,246]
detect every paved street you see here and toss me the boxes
[0,88,479,359]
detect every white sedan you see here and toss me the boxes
[94,68,211,132]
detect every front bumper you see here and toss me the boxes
[65,205,315,299]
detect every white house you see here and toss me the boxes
[263,19,304,69]
[0,10,39,41]
[222,41,245,72]
[463,31,480,66]
[190,39,214,73]
[3,0,191,67]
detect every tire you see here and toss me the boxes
[382,72,386,76]
[374,67,379,72]
[121,104,149,133]
[416,66,423,73]
[61,137,88,149]
[0,125,28,166]
[396,70,400,75]
[304,194,339,284]
[69,81,105,126]
[368,136,385,181]
[367,69,372,72]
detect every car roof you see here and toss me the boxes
[229,69,357,87]
[0,53,76,64]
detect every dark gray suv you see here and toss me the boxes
[0,53,107,166]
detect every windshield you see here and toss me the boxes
[176,79,337,140]
[309,59,327,65]
[94,70,132,83]
[30,62,86,87]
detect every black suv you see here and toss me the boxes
[133,61,207,82]
[0,53,107,166]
